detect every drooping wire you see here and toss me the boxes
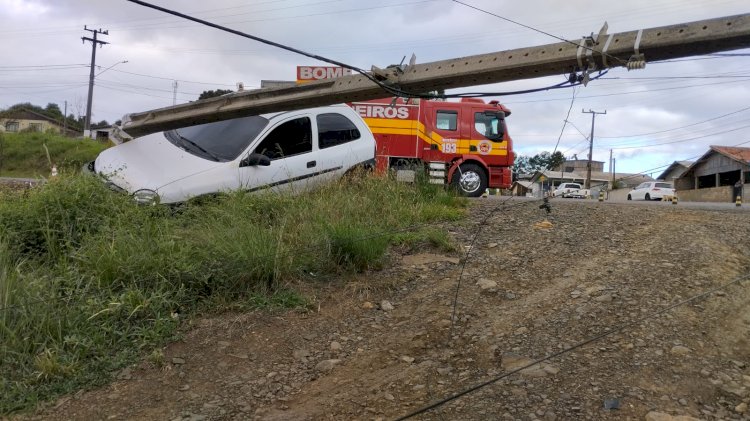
[396,271,750,420]
[124,0,600,101]
[451,0,627,66]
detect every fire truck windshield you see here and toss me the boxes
[474,111,505,142]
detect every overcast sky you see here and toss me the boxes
[1,0,749,176]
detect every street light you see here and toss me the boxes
[95,60,128,77]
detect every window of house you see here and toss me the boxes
[5,122,19,132]
[436,111,457,131]
[317,113,360,149]
[254,117,312,160]
[29,123,43,132]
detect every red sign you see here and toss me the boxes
[296,66,352,83]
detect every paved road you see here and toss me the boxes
[481,195,750,212]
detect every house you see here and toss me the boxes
[553,159,604,173]
[675,146,749,202]
[510,180,534,196]
[657,161,693,181]
[0,108,80,136]
[527,168,652,198]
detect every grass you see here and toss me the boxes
[0,132,109,178]
[0,173,466,414]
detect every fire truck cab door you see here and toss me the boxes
[432,106,461,155]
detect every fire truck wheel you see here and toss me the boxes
[452,163,487,197]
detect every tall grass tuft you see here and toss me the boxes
[0,173,465,414]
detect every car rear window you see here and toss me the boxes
[655,182,673,188]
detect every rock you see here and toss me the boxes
[302,332,317,341]
[570,290,582,298]
[362,301,375,309]
[401,356,415,364]
[735,402,747,413]
[384,393,395,401]
[515,327,529,335]
[117,368,133,380]
[595,294,613,303]
[380,300,394,311]
[293,349,311,361]
[519,366,548,378]
[670,346,690,356]
[477,278,498,292]
[644,412,702,421]
[678,398,688,406]
[315,359,340,373]
[179,385,190,391]
[437,319,452,328]
[542,365,560,375]
[330,341,342,352]
[217,341,230,348]
[171,357,186,365]
[436,367,452,375]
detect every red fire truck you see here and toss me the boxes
[349,97,514,197]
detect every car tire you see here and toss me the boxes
[451,163,487,197]
[627,194,632,200]
[645,193,651,201]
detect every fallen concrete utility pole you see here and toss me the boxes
[122,13,750,138]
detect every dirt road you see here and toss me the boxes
[28,200,750,421]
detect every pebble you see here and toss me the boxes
[315,359,341,373]
[670,346,690,356]
[645,412,702,421]
[595,294,613,303]
[380,300,394,311]
[171,357,186,365]
[293,349,310,361]
[362,301,374,309]
[401,356,415,364]
[477,278,498,291]
[736,402,747,413]
[515,327,529,335]
[330,341,342,351]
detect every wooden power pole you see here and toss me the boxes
[82,26,108,138]
[120,13,750,138]
[582,109,606,189]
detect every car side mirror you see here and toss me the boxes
[240,153,271,167]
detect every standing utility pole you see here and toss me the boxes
[63,100,68,135]
[172,81,179,105]
[82,26,108,137]
[582,109,606,189]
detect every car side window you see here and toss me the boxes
[317,113,361,149]
[254,117,312,160]
[436,111,457,131]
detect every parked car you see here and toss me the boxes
[627,181,675,201]
[552,182,589,198]
[90,105,376,204]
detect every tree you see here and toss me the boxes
[513,151,566,176]
[198,89,233,100]
[45,103,63,118]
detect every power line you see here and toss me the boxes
[608,123,750,150]
[451,0,626,66]
[107,68,238,87]
[397,271,750,420]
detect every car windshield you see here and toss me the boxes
[165,115,270,162]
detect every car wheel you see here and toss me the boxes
[627,194,632,200]
[451,163,487,197]
[645,193,651,201]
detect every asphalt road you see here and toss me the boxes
[483,195,750,212]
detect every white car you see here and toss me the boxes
[552,182,589,198]
[92,105,375,204]
[627,181,675,201]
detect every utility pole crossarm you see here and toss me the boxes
[121,13,750,138]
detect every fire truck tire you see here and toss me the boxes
[451,163,487,197]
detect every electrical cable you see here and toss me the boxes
[608,123,750,150]
[395,271,750,420]
[451,0,627,66]
[124,0,598,101]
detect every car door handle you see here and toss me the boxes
[307,161,316,168]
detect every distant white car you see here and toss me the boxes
[91,105,376,204]
[627,181,675,201]
[552,182,589,198]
